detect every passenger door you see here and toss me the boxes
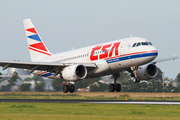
[120,40,128,55]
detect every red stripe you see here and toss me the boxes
[104,55,121,60]
[38,73,44,76]
[105,50,158,60]
[38,71,48,76]
[29,47,51,56]
[125,51,149,56]
[26,28,37,34]
[29,43,48,52]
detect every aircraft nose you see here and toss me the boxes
[156,50,158,56]
[152,46,158,57]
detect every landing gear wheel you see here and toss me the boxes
[115,84,121,92]
[69,85,75,93]
[109,84,115,92]
[63,85,69,93]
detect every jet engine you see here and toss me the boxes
[62,64,87,81]
[136,64,158,80]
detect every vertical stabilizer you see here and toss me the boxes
[23,19,52,61]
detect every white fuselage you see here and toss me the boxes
[32,37,158,81]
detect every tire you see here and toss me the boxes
[69,85,75,93]
[63,85,69,93]
[109,84,115,92]
[116,84,121,92]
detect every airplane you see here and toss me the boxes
[0,19,178,93]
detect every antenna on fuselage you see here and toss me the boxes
[130,34,132,38]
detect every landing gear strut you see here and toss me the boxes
[109,73,121,92]
[63,84,75,93]
[130,66,140,83]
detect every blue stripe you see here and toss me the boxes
[28,34,42,42]
[41,72,53,77]
[106,52,158,64]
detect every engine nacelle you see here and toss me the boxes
[62,64,87,81]
[137,64,158,80]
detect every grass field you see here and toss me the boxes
[0,102,180,120]
[0,92,180,101]
[0,92,180,120]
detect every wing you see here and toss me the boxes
[151,55,178,64]
[0,60,96,73]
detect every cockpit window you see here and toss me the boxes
[136,42,141,47]
[148,42,153,45]
[132,43,136,47]
[141,42,149,45]
[132,41,153,48]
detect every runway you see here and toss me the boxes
[1,99,180,105]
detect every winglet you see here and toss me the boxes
[172,54,179,60]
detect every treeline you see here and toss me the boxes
[53,68,180,92]
[20,75,45,92]
[1,67,180,92]
[0,72,45,92]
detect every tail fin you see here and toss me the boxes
[23,19,52,61]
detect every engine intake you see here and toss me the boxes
[62,64,87,81]
[137,64,158,80]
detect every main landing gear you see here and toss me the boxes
[129,66,140,83]
[109,73,121,92]
[63,84,75,93]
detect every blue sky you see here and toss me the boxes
[0,0,180,79]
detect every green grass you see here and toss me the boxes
[0,93,82,99]
[0,103,180,120]
[0,93,180,101]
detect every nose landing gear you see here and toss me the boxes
[130,66,140,83]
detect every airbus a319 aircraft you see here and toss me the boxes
[0,19,178,93]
